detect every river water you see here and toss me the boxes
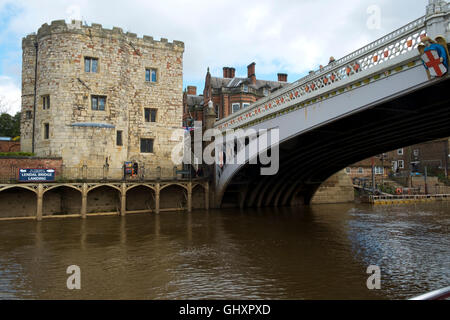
[0,203,448,300]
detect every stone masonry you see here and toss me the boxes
[21,20,185,172]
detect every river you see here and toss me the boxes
[0,203,449,300]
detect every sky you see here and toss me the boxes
[0,0,429,115]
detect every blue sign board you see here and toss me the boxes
[19,169,56,182]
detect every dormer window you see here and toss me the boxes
[263,88,269,96]
[243,85,248,93]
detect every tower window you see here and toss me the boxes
[145,68,157,82]
[140,138,154,153]
[42,95,50,110]
[91,95,106,111]
[26,111,32,119]
[44,123,49,140]
[85,57,98,73]
[117,131,123,146]
[145,108,157,122]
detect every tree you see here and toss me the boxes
[0,111,21,138]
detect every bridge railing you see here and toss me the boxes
[215,16,427,132]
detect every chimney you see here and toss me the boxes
[230,68,235,78]
[247,62,256,85]
[277,73,288,82]
[187,86,197,95]
[223,67,230,78]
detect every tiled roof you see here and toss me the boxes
[211,77,289,91]
[186,94,204,107]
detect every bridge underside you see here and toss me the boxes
[220,77,450,208]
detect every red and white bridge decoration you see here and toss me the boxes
[215,16,428,132]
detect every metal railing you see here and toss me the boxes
[0,164,210,184]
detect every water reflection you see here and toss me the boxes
[0,203,448,300]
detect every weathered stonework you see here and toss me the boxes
[311,170,355,204]
[21,20,185,171]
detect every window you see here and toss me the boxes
[243,85,248,93]
[232,103,241,114]
[215,105,220,120]
[145,68,157,82]
[398,160,405,169]
[42,95,50,110]
[44,123,49,140]
[397,148,404,155]
[140,138,154,153]
[375,166,384,175]
[26,111,32,119]
[91,96,106,111]
[345,167,351,174]
[358,167,363,174]
[263,88,269,96]
[117,131,123,146]
[85,57,98,73]
[145,108,157,122]
[242,103,250,109]
[413,149,420,157]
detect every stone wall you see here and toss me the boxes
[21,20,185,172]
[311,170,355,204]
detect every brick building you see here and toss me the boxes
[387,138,449,177]
[21,20,184,171]
[183,63,290,126]
[347,138,450,179]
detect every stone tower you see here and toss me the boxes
[21,20,185,171]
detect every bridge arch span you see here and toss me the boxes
[217,75,450,208]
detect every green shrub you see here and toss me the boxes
[0,152,35,157]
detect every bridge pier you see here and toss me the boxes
[81,183,88,219]
[120,183,126,216]
[36,184,44,221]
[155,183,160,214]
[187,182,192,213]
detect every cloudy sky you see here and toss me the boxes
[0,0,428,114]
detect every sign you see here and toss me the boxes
[19,169,55,182]
[124,162,133,174]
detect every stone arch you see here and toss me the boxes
[159,184,187,211]
[126,184,155,193]
[0,185,37,194]
[43,185,83,216]
[160,183,188,192]
[0,186,37,218]
[86,185,121,214]
[88,184,122,195]
[44,184,82,195]
[126,185,156,212]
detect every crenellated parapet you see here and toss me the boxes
[23,19,184,52]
